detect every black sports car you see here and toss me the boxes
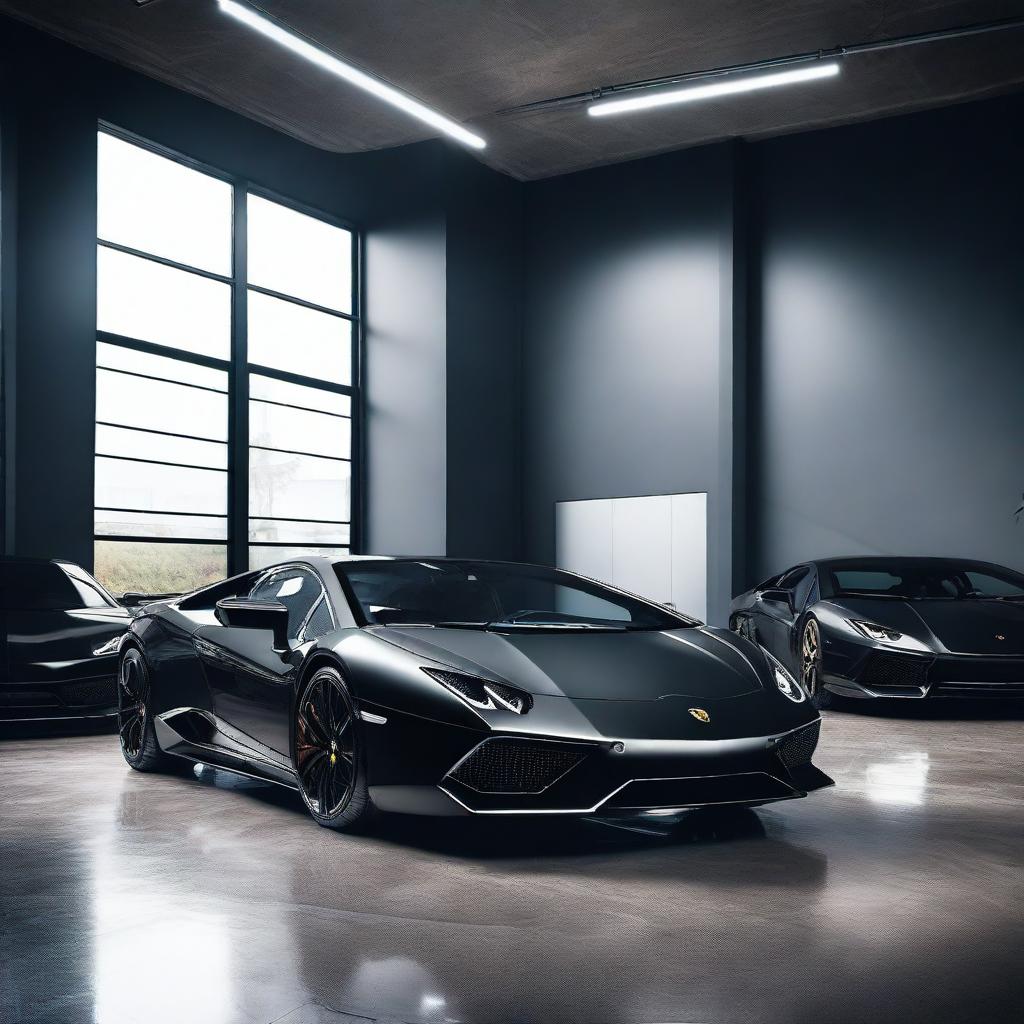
[117,557,832,831]
[731,556,1024,708]
[0,557,131,721]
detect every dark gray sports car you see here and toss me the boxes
[118,556,832,832]
[731,557,1024,708]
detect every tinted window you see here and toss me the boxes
[831,562,1024,600]
[337,560,692,632]
[0,562,109,611]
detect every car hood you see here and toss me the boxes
[367,625,766,700]
[836,597,1024,655]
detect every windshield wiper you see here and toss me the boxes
[379,620,489,629]
[485,620,626,631]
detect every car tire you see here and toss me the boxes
[799,617,833,710]
[117,646,175,772]
[295,666,375,833]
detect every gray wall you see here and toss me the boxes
[444,153,524,560]
[521,144,740,624]
[750,97,1024,580]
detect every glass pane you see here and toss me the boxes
[97,246,231,359]
[97,341,227,391]
[249,545,349,571]
[250,373,350,416]
[95,456,226,515]
[248,290,351,385]
[96,425,227,469]
[96,367,228,441]
[97,133,232,276]
[95,509,227,540]
[250,400,350,460]
[248,519,350,545]
[95,540,227,596]
[247,194,351,313]
[249,448,350,521]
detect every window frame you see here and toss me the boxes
[94,124,363,587]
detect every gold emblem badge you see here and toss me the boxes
[688,707,711,724]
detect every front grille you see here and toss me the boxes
[859,654,930,690]
[777,721,820,769]
[448,739,589,794]
[59,679,118,708]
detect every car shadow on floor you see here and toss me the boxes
[825,697,1024,721]
[187,764,828,884]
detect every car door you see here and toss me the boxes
[755,565,812,663]
[194,566,330,760]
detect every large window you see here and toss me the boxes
[94,130,358,595]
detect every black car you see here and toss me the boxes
[731,556,1024,708]
[117,556,832,832]
[0,557,131,721]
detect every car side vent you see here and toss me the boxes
[448,739,588,794]
[777,721,820,769]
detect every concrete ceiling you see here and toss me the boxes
[3,1,1024,179]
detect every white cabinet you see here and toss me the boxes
[555,492,707,620]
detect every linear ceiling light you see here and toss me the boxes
[588,61,840,118]
[216,0,486,150]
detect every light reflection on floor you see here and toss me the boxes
[865,751,930,805]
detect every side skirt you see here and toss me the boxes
[154,708,299,791]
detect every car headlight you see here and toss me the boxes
[759,647,806,703]
[849,620,904,643]
[422,668,532,715]
[93,634,123,657]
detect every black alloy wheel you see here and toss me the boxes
[118,648,149,759]
[118,647,172,770]
[800,618,832,709]
[295,666,372,831]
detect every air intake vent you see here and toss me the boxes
[448,739,588,794]
[859,654,929,689]
[777,721,820,769]
[60,679,118,707]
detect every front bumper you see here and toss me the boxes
[823,649,1024,700]
[370,719,831,816]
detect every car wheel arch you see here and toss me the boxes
[291,650,358,769]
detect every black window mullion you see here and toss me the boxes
[229,186,248,576]
[350,229,364,553]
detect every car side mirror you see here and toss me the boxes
[215,597,290,653]
[760,587,794,612]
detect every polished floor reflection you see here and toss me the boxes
[2,704,1022,1024]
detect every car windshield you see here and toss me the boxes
[336,560,694,631]
[830,561,1024,601]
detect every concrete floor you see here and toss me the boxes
[1,704,1022,1024]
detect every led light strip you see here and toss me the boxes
[217,0,486,150]
[589,62,840,117]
